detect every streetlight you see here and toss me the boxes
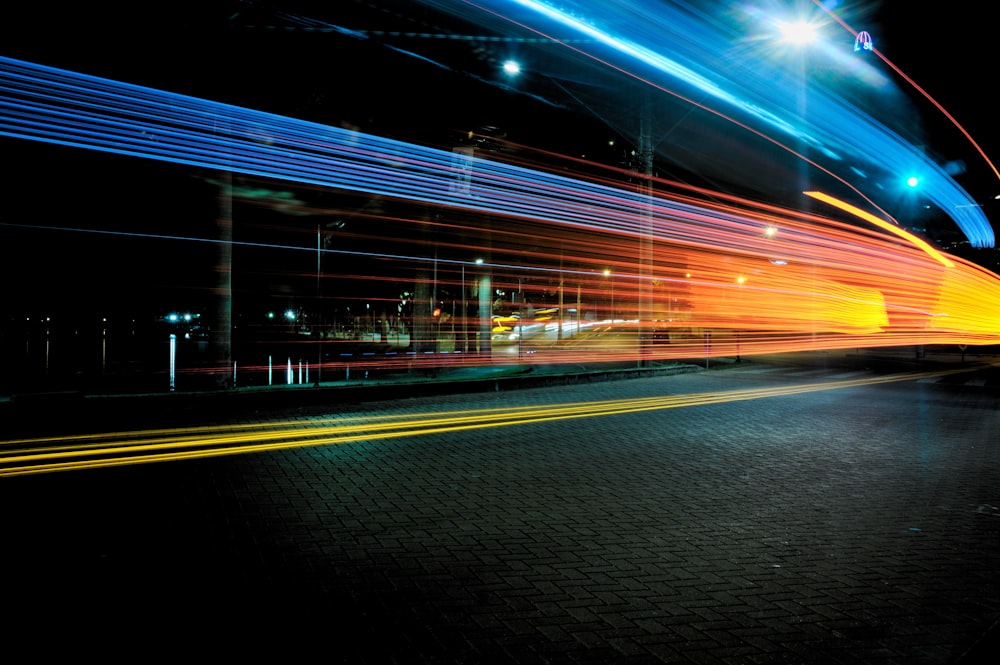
[502,60,521,76]
[603,269,614,323]
[775,19,819,46]
[735,274,746,363]
[504,58,650,345]
[773,11,820,209]
[460,257,484,354]
[517,276,524,360]
[778,15,819,342]
[315,220,346,385]
[461,263,466,353]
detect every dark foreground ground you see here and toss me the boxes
[2,350,999,663]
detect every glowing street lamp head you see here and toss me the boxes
[906,175,921,188]
[776,19,819,45]
[501,60,521,76]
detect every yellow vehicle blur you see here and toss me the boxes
[533,307,558,321]
[492,315,520,333]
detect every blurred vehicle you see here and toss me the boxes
[492,314,520,333]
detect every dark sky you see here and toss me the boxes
[870,3,999,201]
[2,1,997,319]
[2,1,995,188]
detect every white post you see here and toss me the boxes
[169,334,176,392]
[268,355,273,386]
[462,264,467,353]
[287,357,293,385]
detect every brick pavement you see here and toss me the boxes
[2,358,999,663]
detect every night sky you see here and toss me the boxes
[870,2,1000,203]
[2,1,998,322]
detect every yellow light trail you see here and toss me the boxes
[1,362,989,477]
[804,191,955,268]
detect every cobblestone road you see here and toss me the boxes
[3,358,999,663]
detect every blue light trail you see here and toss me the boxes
[0,54,845,258]
[3,53,1000,350]
[428,0,993,248]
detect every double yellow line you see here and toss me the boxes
[0,364,981,477]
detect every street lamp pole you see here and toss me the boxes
[603,269,614,323]
[462,263,468,353]
[638,96,654,366]
[518,276,523,360]
[316,223,322,386]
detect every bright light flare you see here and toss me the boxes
[776,19,819,45]
[502,59,521,75]
[441,1,994,247]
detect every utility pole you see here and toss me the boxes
[315,223,322,386]
[638,98,654,367]
[213,170,234,389]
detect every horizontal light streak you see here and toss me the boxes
[4,53,1000,368]
[0,364,984,477]
[1,55,824,254]
[0,55,986,263]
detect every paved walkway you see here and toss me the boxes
[2,353,998,663]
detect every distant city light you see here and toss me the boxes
[502,60,521,75]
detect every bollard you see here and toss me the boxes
[169,333,176,391]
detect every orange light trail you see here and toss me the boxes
[4,51,1000,392]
